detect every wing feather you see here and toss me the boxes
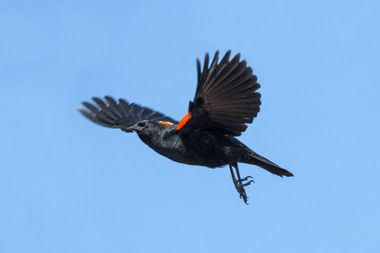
[79,96,177,131]
[183,50,261,136]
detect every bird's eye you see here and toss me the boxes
[138,121,146,127]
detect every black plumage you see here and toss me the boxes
[79,50,293,204]
[79,96,177,132]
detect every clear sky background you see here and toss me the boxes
[1,0,379,252]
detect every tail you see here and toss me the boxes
[245,150,294,177]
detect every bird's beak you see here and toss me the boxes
[126,123,143,132]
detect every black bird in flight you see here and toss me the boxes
[79,50,293,204]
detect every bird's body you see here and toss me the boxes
[137,122,244,168]
[79,50,293,204]
[136,121,292,175]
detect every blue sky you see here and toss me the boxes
[1,0,379,252]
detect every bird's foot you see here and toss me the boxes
[233,175,254,204]
[237,184,249,204]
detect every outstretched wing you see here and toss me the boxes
[79,96,177,132]
[177,50,261,136]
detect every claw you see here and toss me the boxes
[243,180,254,187]
[238,189,249,204]
[233,178,252,204]
[235,184,249,204]
[241,176,253,181]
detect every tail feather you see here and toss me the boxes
[246,151,293,177]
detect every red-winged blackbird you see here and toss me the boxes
[79,50,293,204]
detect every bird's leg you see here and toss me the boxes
[229,164,239,189]
[229,163,254,204]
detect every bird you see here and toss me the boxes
[79,50,293,204]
